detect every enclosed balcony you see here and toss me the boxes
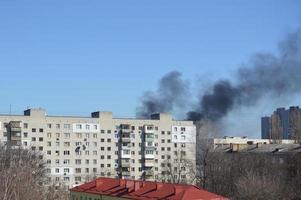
[120,124,131,133]
[145,133,154,142]
[144,125,154,134]
[121,159,131,167]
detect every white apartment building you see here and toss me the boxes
[0,108,196,187]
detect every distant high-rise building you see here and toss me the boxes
[261,106,301,141]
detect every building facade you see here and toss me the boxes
[0,108,196,188]
[261,106,301,141]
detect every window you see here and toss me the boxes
[56,133,60,138]
[101,138,104,142]
[107,155,111,159]
[63,177,70,182]
[47,133,51,138]
[32,128,36,133]
[181,127,186,131]
[85,151,89,155]
[75,176,81,182]
[93,159,97,164]
[181,135,186,140]
[94,125,98,130]
[86,124,90,130]
[75,168,81,173]
[85,159,89,164]
[161,131,165,135]
[93,134,97,139]
[93,151,97,155]
[107,147,111,151]
[64,168,70,173]
[85,133,89,138]
[161,139,165,143]
[93,168,97,173]
[23,123,28,129]
[101,130,105,133]
[23,132,28,138]
[174,135,177,139]
[39,137,43,142]
[24,141,28,146]
[76,133,82,138]
[55,159,59,164]
[55,168,59,173]
[39,146,43,151]
[46,168,51,174]
[174,127,177,131]
[55,150,60,156]
[181,143,186,147]
[85,168,89,173]
[46,159,51,164]
[39,128,43,133]
[56,124,60,129]
[76,124,82,129]
[63,159,70,164]
[31,146,36,151]
[75,159,81,165]
[64,124,70,129]
[167,139,171,143]
[64,142,70,147]
[64,133,70,138]
[107,130,111,134]
[47,151,51,155]
[107,139,111,142]
[32,137,36,141]
[63,150,70,155]
[47,142,51,146]
[161,147,165,151]
[101,147,104,151]
[47,124,52,129]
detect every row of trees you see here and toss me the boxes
[195,120,301,200]
[0,145,69,200]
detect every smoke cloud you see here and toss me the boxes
[137,30,301,122]
[136,71,189,118]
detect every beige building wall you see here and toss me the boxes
[0,108,196,188]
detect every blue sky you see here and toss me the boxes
[0,0,300,120]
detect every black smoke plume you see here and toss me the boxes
[136,71,189,118]
[137,30,301,121]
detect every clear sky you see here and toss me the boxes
[0,0,300,122]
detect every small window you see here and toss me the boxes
[32,128,36,133]
[39,128,43,133]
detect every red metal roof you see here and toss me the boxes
[70,177,229,200]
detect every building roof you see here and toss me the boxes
[70,177,229,200]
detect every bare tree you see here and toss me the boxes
[0,145,69,200]
[158,147,196,184]
[235,171,284,200]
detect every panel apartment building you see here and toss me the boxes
[0,108,196,188]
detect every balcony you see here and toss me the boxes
[145,170,154,176]
[145,133,154,142]
[145,160,154,167]
[121,149,131,158]
[122,137,131,143]
[144,125,154,133]
[122,171,130,176]
[120,124,131,133]
[121,159,131,167]
[145,154,155,159]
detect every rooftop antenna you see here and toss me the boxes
[9,104,11,115]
